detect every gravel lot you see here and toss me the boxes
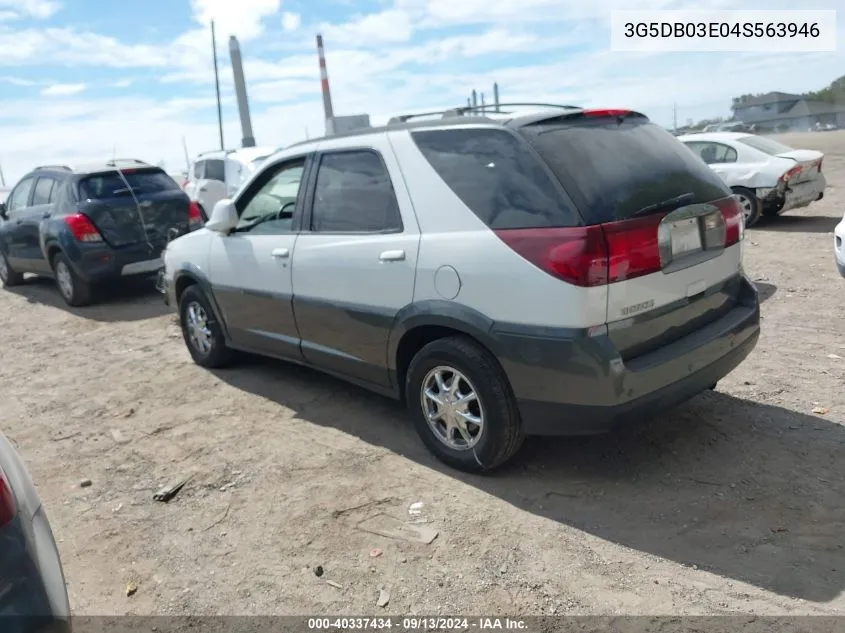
[1,131,843,617]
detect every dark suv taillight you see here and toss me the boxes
[495,195,742,287]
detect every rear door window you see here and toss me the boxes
[192,160,205,179]
[519,117,730,224]
[684,141,738,165]
[309,150,403,233]
[411,128,577,229]
[79,169,180,200]
[204,159,225,182]
[31,177,55,205]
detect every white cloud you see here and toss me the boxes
[0,0,61,20]
[112,79,133,88]
[188,0,281,41]
[320,9,415,45]
[40,82,85,96]
[281,11,300,32]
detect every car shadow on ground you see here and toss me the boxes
[214,354,845,604]
[5,275,169,322]
[754,215,840,234]
[754,281,777,303]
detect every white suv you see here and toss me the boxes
[183,146,276,217]
[161,105,761,473]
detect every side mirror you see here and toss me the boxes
[0,202,6,219]
[205,199,238,233]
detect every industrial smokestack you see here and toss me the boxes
[471,90,477,107]
[493,83,500,112]
[229,36,256,148]
[316,34,335,127]
[481,93,485,110]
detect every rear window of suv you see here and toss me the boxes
[519,117,731,224]
[79,168,180,200]
[410,128,579,229]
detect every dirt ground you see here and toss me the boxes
[0,131,843,617]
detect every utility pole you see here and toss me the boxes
[211,20,225,151]
[673,102,678,132]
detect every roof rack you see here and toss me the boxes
[387,102,582,125]
[105,158,150,167]
[34,164,72,171]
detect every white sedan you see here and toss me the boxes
[835,213,845,279]
[678,132,825,227]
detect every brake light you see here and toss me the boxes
[65,213,103,242]
[188,201,204,228]
[582,108,632,118]
[0,467,16,527]
[495,226,609,287]
[602,214,664,283]
[496,195,742,287]
[717,197,743,247]
[495,214,665,288]
[780,165,802,183]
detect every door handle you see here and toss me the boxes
[15,219,22,225]
[271,248,290,259]
[199,187,208,192]
[42,212,51,219]
[379,250,405,262]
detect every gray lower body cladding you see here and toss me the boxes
[494,275,760,435]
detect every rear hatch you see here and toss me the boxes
[517,111,745,360]
[77,167,191,248]
[737,135,824,186]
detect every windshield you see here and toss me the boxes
[737,135,795,156]
[520,118,730,224]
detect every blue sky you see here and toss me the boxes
[0,0,842,182]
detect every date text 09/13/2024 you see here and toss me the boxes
[308,617,528,630]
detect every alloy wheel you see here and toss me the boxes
[420,365,485,451]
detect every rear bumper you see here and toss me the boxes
[835,217,845,278]
[67,242,164,284]
[760,175,826,214]
[495,275,760,435]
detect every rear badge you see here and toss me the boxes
[620,299,654,317]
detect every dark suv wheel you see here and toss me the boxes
[405,335,524,473]
[52,253,93,307]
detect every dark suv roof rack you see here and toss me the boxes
[34,164,72,171]
[105,158,150,168]
[388,102,582,125]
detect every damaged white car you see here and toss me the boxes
[679,132,825,227]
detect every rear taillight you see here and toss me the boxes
[65,213,103,242]
[496,195,743,287]
[189,201,204,228]
[0,467,17,527]
[780,165,802,183]
[495,226,609,287]
[602,214,663,283]
[717,197,743,247]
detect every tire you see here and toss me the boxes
[405,335,524,473]
[0,251,23,287]
[732,187,761,228]
[52,252,93,307]
[178,285,233,368]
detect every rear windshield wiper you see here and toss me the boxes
[632,192,695,217]
[111,186,141,196]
